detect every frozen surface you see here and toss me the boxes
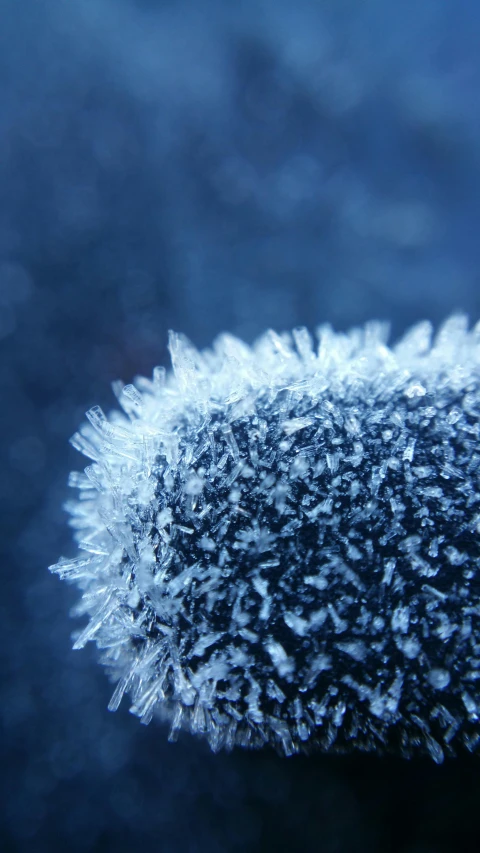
[52,316,480,762]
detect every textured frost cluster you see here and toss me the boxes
[51,316,480,762]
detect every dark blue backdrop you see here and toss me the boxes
[2,1,480,850]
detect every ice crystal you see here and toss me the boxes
[50,316,480,762]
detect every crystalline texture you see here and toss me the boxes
[50,316,480,762]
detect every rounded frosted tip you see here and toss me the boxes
[50,316,480,761]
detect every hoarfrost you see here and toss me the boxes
[50,316,480,759]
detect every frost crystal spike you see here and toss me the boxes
[50,316,480,762]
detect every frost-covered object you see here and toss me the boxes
[50,316,480,762]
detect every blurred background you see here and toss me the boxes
[1,0,480,850]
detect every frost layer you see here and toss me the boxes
[50,316,480,762]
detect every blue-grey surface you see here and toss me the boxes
[1,0,480,850]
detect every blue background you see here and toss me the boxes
[1,1,480,850]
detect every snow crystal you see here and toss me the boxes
[265,640,294,678]
[427,669,451,690]
[335,641,368,663]
[391,606,410,634]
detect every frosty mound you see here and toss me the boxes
[50,316,480,763]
